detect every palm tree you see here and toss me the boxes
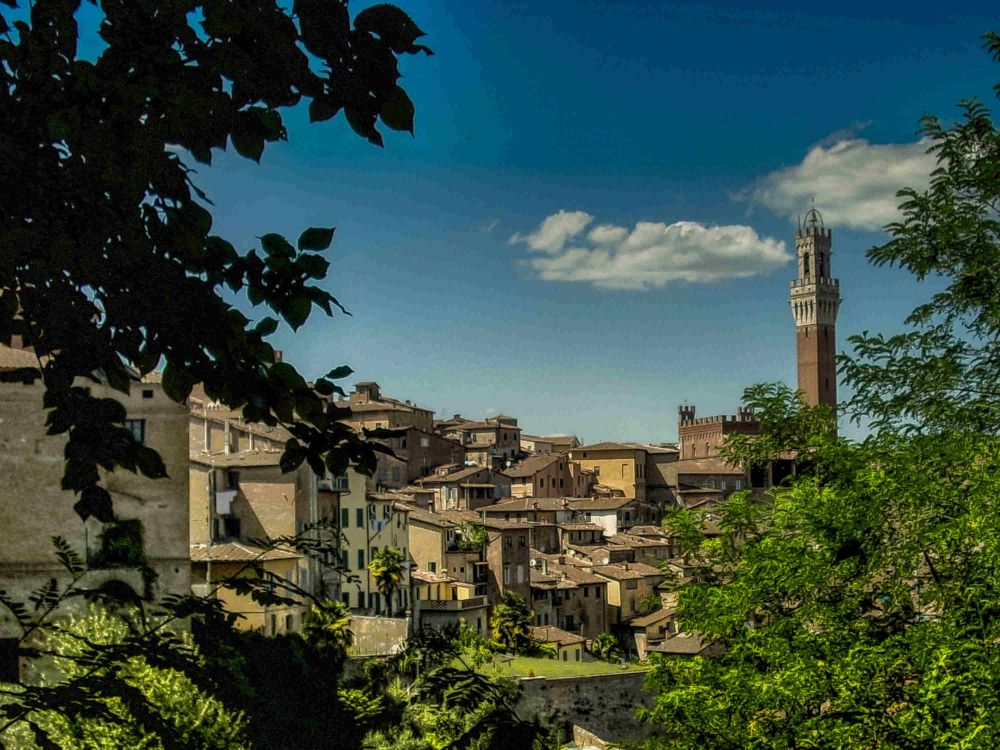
[489,591,535,654]
[368,546,405,615]
[302,600,354,662]
[591,632,621,663]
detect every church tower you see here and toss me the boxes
[789,207,840,407]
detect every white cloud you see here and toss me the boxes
[508,210,593,254]
[741,137,935,231]
[511,214,790,290]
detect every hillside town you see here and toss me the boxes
[0,211,838,680]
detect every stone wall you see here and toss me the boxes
[517,671,656,745]
[349,615,408,655]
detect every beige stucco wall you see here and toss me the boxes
[0,378,190,637]
[569,448,646,500]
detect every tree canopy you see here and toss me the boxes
[0,0,432,523]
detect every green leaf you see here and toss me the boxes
[261,233,295,258]
[284,295,312,330]
[254,317,280,336]
[161,362,195,403]
[309,97,342,123]
[231,130,265,162]
[380,85,415,134]
[324,365,353,380]
[297,226,336,251]
[354,4,427,51]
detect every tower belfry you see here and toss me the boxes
[789,207,840,408]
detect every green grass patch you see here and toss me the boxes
[489,655,649,678]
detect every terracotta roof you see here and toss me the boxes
[672,457,745,475]
[629,525,670,537]
[630,608,675,628]
[572,441,646,452]
[416,465,489,485]
[569,497,635,511]
[593,562,663,580]
[190,450,285,468]
[558,522,604,532]
[407,507,456,529]
[647,633,714,655]
[483,497,572,513]
[530,625,585,646]
[190,542,300,562]
[547,562,606,585]
[609,533,672,549]
[540,435,581,447]
[504,453,562,478]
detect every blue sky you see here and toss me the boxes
[187,1,996,443]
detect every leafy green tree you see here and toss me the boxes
[0,0,432,524]
[638,595,663,616]
[0,605,248,749]
[841,32,1000,436]
[369,546,406,615]
[489,592,535,655]
[590,632,621,663]
[455,521,489,551]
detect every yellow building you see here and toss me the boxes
[569,442,648,500]
[411,569,489,634]
[337,469,412,615]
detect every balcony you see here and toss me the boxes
[422,596,487,611]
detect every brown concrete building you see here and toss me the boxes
[529,625,587,662]
[188,449,322,633]
[415,465,511,511]
[483,496,575,525]
[789,208,840,409]
[337,381,434,433]
[593,562,664,626]
[438,418,522,468]
[0,350,191,665]
[505,453,572,498]
[377,426,466,482]
[411,569,489,635]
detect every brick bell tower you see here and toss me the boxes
[789,207,840,408]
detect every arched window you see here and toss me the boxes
[803,253,810,276]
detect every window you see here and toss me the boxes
[270,614,277,635]
[562,651,568,662]
[357,549,365,570]
[141,389,154,399]
[504,536,512,549]
[356,508,364,528]
[583,586,589,598]
[0,638,18,682]
[125,419,146,444]
[517,535,526,548]
[621,463,627,478]
[803,252,810,276]
[420,437,429,448]
[341,549,348,569]
[517,565,525,583]
[371,546,378,559]
[429,561,436,573]
[285,614,293,632]
[226,470,240,490]
[735,479,743,490]
[721,480,727,491]
[342,592,350,607]
[223,516,241,539]
[625,579,638,590]
[560,478,564,488]
[341,508,349,528]
[575,649,580,662]
[503,564,510,584]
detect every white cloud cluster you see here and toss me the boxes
[509,212,790,290]
[742,137,935,232]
